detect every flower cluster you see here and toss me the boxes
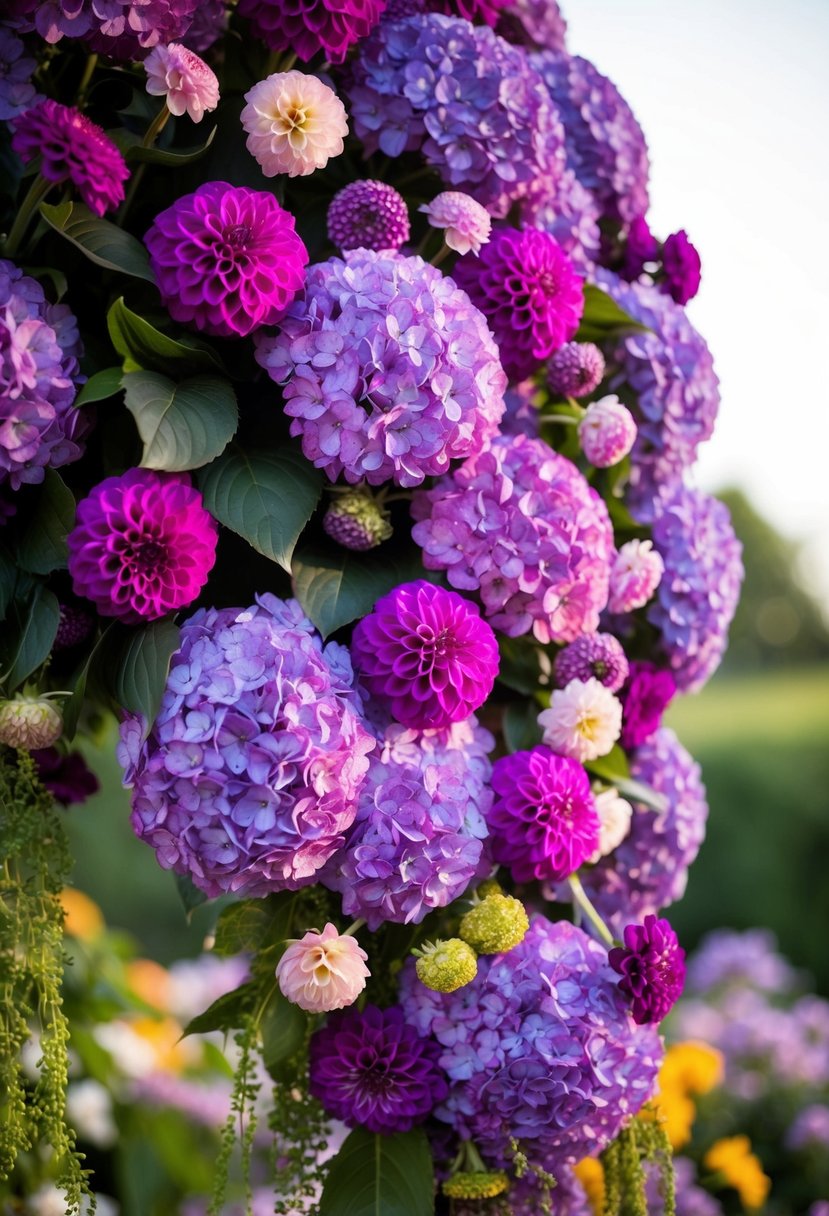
[11,0,200,59]
[0,259,88,490]
[237,0,386,62]
[412,433,614,642]
[255,248,505,486]
[119,596,375,898]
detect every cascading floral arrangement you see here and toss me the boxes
[0,1,744,1212]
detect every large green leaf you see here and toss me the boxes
[16,470,75,575]
[503,699,543,753]
[0,582,60,692]
[107,298,225,376]
[62,624,112,740]
[124,126,217,166]
[260,988,307,1077]
[75,367,125,406]
[111,619,181,726]
[213,893,296,957]
[174,873,208,919]
[318,1128,434,1216]
[197,445,322,574]
[292,544,428,639]
[123,370,238,471]
[40,201,155,282]
[576,284,651,343]
[183,981,258,1037]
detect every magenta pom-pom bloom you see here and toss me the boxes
[118,595,375,898]
[488,746,599,884]
[351,581,499,730]
[237,0,386,61]
[453,227,584,381]
[145,181,309,338]
[67,468,217,624]
[412,434,614,643]
[327,180,410,253]
[309,1004,447,1133]
[12,100,129,217]
[609,914,686,1024]
[619,661,677,750]
[661,229,702,305]
[554,632,629,692]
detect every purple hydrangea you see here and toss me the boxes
[592,269,721,519]
[348,13,566,218]
[576,728,707,934]
[683,928,799,997]
[520,162,603,272]
[181,0,227,51]
[327,180,410,253]
[321,716,493,930]
[619,661,677,749]
[609,914,686,1024]
[648,485,744,691]
[399,916,662,1172]
[11,0,198,58]
[118,595,376,899]
[500,378,541,439]
[554,632,629,692]
[1,259,88,491]
[255,249,505,488]
[787,1104,829,1151]
[309,1004,448,1134]
[531,51,649,224]
[0,27,39,119]
[412,434,614,643]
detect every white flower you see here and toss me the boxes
[67,1079,118,1148]
[590,788,633,861]
[241,70,348,178]
[537,677,622,763]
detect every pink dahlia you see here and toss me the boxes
[241,71,348,178]
[578,394,637,467]
[237,0,386,61]
[453,227,584,380]
[12,100,129,217]
[67,468,217,624]
[276,923,369,1013]
[351,580,499,730]
[607,539,664,614]
[488,746,599,883]
[145,182,308,338]
[419,192,491,256]
[144,42,219,123]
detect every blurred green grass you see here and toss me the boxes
[66,666,829,986]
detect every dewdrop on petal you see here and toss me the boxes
[459,893,529,955]
[414,939,478,993]
[241,70,348,178]
[276,923,369,1013]
[0,696,63,750]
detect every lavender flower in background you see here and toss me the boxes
[683,928,799,996]
[496,0,567,52]
[8,0,199,57]
[787,1104,829,1151]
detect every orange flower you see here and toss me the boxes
[61,888,104,941]
[126,959,172,1012]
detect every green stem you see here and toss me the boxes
[265,49,296,75]
[117,105,172,225]
[431,244,451,269]
[568,872,615,947]
[2,174,53,258]
[542,413,581,427]
[75,53,98,105]
[343,918,365,937]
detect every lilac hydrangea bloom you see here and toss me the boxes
[412,433,614,643]
[593,269,721,519]
[321,716,493,930]
[0,27,39,119]
[787,1103,829,1151]
[683,927,799,997]
[348,13,565,218]
[648,485,743,691]
[531,51,649,224]
[577,728,708,935]
[118,595,375,899]
[13,0,198,58]
[399,916,662,1173]
[1,259,88,491]
[521,163,603,271]
[255,249,505,487]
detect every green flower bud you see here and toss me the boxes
[443,1171,510,1200]
[459,893,529,955]
[0,697,63,750]
[323,488,393,551]
[414,938,478,993]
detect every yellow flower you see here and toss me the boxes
[573,1157,605,1216]
[660,1041,724,1096]
[648,1090,697,1150]
[61,888,104,941]
[704,1136,771,1210]
[130,1016,190,1073]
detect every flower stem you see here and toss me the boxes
[2,173,53,258]
[75,53,98,105]
[431,244,451,269]
[343,918,366,937]
[142,104,172,149]
[568,872,615,947]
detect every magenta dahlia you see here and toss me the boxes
[12,100,129,217]
[236,0,386,61]
[67,468,217,624]
[351,581,499,730]
[145,182,308,338]
[609,914,686,1024]
[453,227,584,380]
[487,746,599,884]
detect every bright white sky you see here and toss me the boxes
[565,0,829,604]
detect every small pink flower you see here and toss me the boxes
[144,42,220,123]
[241,70,348,178]
[537,677,622,764]
[419,192,492,256]
[578,393,637,467]
[276,923,369,1013]
[608,539,664,613]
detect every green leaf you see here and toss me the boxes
[111,618,181,725]
[107,298,225,376]
[318,1128,434,1216]
[62,624,112,740]
[0,582,60,691]
[587,751,668,812]
[197,445,322,574]
[497,635,550,697]
[16,470,75,575]
[123,370,238,472]
[75,367,125,406]
[183,981,257,1036]
[260,988,307,1077]
[0,549,15,621]
[503,700,543,753]
[125,126,217,166]
[576,284,652,343]
[40,201,155,282]
[175,873,208,920]
[292,544,427,639]
[213,893,296,957]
